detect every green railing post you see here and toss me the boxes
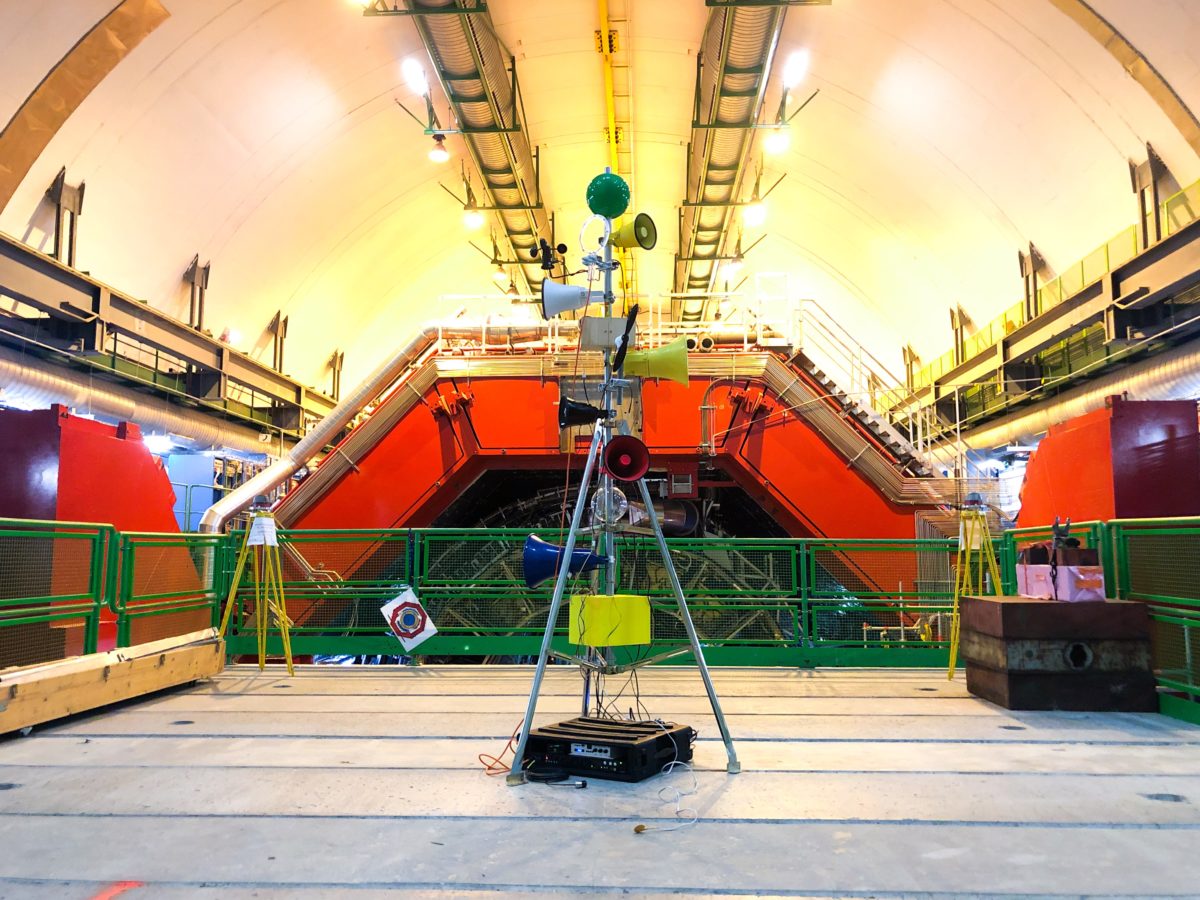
[82,528,104,655]
[117,536,134,648]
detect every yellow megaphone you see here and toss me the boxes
[609,213,657,251]
[621,335,689,385]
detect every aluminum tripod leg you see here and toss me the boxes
[507,425,604,785]
[633,473,741,774]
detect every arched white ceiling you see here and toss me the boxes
[2,0,1198,391]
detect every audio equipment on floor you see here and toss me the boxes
[524,717,695,783]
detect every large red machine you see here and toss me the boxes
[0,405,186,658]
[1018,396,1200,525]
[276,367,922,540]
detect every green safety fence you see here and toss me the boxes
[1106,518,1200,725]
[115,531,228,648]
[2,516,1197,719]
[219,529,959,667]
[0,518,115,668]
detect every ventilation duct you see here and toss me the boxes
[961,340,1200,450]
[410,1,551,294]
[675,5,785,319]
[0,345,281,455]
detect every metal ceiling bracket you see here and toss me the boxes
[363,0,489,16]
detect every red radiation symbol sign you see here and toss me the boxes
[389,602,427,639]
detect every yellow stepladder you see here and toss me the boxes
[218,509,294,676]
[947,495,1002,680]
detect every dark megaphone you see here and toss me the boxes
[522,534,609,589]
[604,435,650,482]
[559,397,608,430]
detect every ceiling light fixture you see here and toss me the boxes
[402,57,430,97]
[493,264,508,285]
[462,178,485,229]
[428,133,450,163]
[783,49,810,89]
[763,125,790,155]
[506,279,520,298]
[741,164,769,228]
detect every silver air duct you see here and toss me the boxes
[962,341,1200,450]
[0,344,279,455]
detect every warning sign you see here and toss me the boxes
[380,588,438,652]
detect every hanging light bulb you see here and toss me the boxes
[460,207,484,230]
[742,199,767,228]
[742,166,767,227]
[783,49,810,89]
[462,177,484,229]
[428,133,450,163]
[506,279,519,298]
[402,57,430,96]
[763,124,790,155]
[492,265,508,285]
[725,233,745,279]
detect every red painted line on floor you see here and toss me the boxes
[90,881,145,900]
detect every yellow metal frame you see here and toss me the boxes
[947,509,1001,679]
[218,512,295,675]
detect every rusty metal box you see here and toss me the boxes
[960,596,1157,711]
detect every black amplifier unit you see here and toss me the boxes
[524,717,695,783]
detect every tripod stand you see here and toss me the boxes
[506,183,739,784]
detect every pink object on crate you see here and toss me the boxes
[1015,564,1106,602]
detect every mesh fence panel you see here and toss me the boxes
[119,535,222,646]
[1149,607,1200,699]
[269,532,411,634]
[807,541,955,599]
[616,539,797,597]
[810,601,951,646]
[0,527,103,668]
[1123,531,1200,605]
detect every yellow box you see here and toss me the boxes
[568,594,651,647]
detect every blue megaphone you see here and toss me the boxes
[522,534,609,589]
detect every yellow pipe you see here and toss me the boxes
[598,0,619,174]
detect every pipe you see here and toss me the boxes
[198,322,580,532]
[0,344,279,455]
[962,340,1200,450]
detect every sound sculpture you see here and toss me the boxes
[505,169,740,785]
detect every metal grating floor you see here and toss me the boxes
[0,665,1198,897]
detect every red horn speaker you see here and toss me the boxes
[604,435,650,482]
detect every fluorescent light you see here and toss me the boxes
[763,125,790,154]
[402,57,429,96]
[783,49,810,89]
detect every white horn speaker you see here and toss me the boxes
[541,279,600,319]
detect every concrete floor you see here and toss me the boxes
[0,666,1198,899]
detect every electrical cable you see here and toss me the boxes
[632,720,699,834]
[478,718,524,775]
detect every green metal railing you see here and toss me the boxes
[1,517,1197,725]
[218,530,960,667]
[0,518,115,668]
[115,532,227,647]
[909,173,1200,396]
[1105,518,1200,725]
